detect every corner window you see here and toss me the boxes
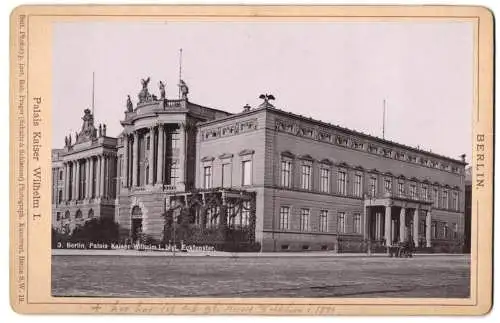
[203,166,212,189]
[242,160,252,186]
[221,163,232,188]
[319,210,328,232]
[353,174,362,197]
[320,167,330,193]
[281,158,292,188]
[301,163,312,190]
[337,170,347,195]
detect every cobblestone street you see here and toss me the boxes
[52,254,470,298]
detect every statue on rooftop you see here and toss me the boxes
[64,136,68,147]
[178,79,189,100]
[126,95,133,112]
[138,77,151,103]
[159,81,166,99]
[98,124,102,137]
[103,124,107,136]
[68,134,72,146]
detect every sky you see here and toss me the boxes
[53,21,474,162]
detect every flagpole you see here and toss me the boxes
[382,99,386,139]
[92,72,95,116]
[178,48,183,99]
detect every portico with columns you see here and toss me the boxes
[120,120,190,193]
[364,192,433,248]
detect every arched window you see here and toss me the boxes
[75,209,83,219]
[88,209,94,218]
[64,210,70,219]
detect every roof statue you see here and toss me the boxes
[259,93,275,107]
[178,79,189,100]
[75,108,97,144]
[138,77,152,103]
[159,81,166,99]
[126,95,133,112]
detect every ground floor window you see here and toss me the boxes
[279,206,290,230]
[300,209,310,231]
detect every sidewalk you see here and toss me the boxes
[52,249,468,258]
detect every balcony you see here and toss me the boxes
[364,191,434,204]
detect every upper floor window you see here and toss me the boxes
[369,177,377,197]
[203,166,212,189]
[279,206,290,230]
[301,163,312,190]
[242,160,252,186]
[299,209,310,231]
[146,136,151,150]
[170,161,178,184]
[319,167,330,193]
[280,159,292,188]
[442,190,449,209]
[353,174,362,197]
[398,182,405,197]
[319,210,328,232]
[421,185,428,201]
[433,188,439,208]
[59,170,63,180]
[452,191,459,210]
[384,178,392,193]
[337,170,347,195]
[171,130,180,149]
[409,184,417,199]
[221,163,232,188]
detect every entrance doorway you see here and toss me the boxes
[131,205,143,243]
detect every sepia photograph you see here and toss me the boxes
[49,20,474,299]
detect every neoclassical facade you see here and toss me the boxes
[52,79,467,252]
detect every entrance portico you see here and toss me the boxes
[364,193,433,248]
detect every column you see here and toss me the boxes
[385,205,392,247]
[375,212,381,240]
[89,157,94,198]
[363,206,368,239]
[85,158,90,198]
[399,207,406,242]
[148,126,155,185]
[123,135,129,187]
[413,207,419,246]
[426,210,432,247]
[132,132,138,187]
[157,124,164,184]
[178,123,186,190]
[100,154,106,197]
[96,156,101,198]
[64,162,69,201]
[75,160,81,200]
[71,161,77,200]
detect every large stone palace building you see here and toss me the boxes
[52,78,467,252]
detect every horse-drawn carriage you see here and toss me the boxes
[388,240,414,258]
